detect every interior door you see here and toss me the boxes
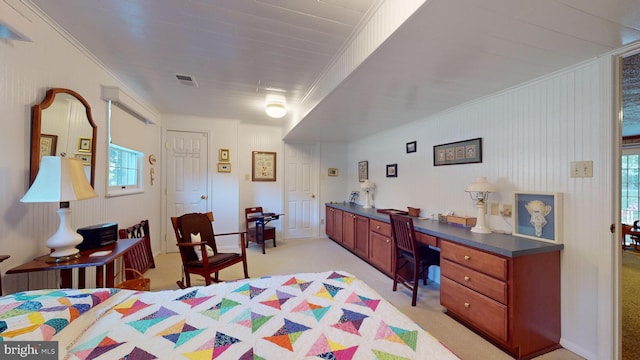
[166,130,209,251]
[284,143,319,238]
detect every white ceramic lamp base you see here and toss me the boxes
[47,207,83,259]
[363,193,372,209]
[471,202,492,234]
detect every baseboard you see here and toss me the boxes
[559,337,595,360]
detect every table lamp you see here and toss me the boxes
[465,177,497,234]
[361,180,375,209]
[21,156,97,261]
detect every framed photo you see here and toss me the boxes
[217,162,231,173]
[40,134,57,159]
[513,192,563,243]
[349,191,360,204]
[433,138,482,166]
[78,137,92,152]
[219,148,230,162]
[75,153,92,166]
[328,168,339,177]
[406,141,417,153]
[252,151,276,181]
[358,161,368,182]
[386,164,397,177]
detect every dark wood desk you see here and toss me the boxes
[6,238,141,289]
[246,213,284,253]
[0,255,9,295]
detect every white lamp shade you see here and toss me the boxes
[465,176,497,193]
[265,94,287,118]
[21,156,97,203]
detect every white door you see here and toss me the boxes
[284,143,319,238]
[166,130,209,251]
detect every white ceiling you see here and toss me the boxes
[28,0,640,142]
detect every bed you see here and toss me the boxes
[0,270,459,359]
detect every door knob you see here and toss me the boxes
[311,194,316,198]
[201,195,208,199]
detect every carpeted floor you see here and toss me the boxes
[145,237,583,360]
[622,250,640,360]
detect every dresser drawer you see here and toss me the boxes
[370,219,391,237]
[416,232,437,247]
[440,240,507,280]
[441,276,508,342]
[441,259,507,304]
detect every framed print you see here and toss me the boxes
[328,168,339,177]
[513,192,562,243]
[406,141,417,153]
[217,162,231,173]
[358,161,368,182]
[219,148,230,162]
[252,151,276,181]
[348,191,360,204]
[386,164,397,177]
[433,138,482,166]
[75,153,92,166]
[40,134,57,159]
[78,137,92,152]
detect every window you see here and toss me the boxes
[622,149,640,223]
[106,102,146,196]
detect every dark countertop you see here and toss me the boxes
[326,203,564,257]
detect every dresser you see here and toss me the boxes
[325,203,562,359]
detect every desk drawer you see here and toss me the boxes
[441,240,507,281]
[370,219,391,237]
[416,232,437,247]
[441,259,507,304]
[441,276,508,342]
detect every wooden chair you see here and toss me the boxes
[116,219,155,290]
[171,212,249,289]
[389,214,440,306]
[622,221,640,250]
[245,206,276,254]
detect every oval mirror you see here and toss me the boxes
[30,88,97,187]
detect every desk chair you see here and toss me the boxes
[389,214,440,306]
[171,212,248,288]
[245,206,276,254]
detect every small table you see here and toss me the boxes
[6,239,141,289]
[246,213,284,254]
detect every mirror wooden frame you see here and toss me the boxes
[30,88,97,187]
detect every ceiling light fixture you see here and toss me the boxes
[265,94,287,118]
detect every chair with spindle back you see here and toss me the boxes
[116,220,155,290]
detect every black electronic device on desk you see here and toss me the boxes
[77,222,118,250]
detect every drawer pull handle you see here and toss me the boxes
[377,226,380,229]
[464,276,470,281]
[386,239,390,243]
[464,302,470,308]
[464,255,470,261]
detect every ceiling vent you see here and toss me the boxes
[176,74,198,87]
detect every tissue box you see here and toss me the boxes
[446,216,476,227]
[438,214,448,223]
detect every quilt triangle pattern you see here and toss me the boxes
[114,298,152,318]
[263,319,311,351]
[238,348,266,360]
[371,349,411,360]
[127,306,178,334]
[345,292,381,312]
[231,309,273,333]
[233,283,266,299]
[374,321,418,351]
[314,283,344,300]
[69,332,125,360]
[307,334,359,360]
[291,300,330,322]
[281,277,313,292]
[183,332,240,360]
[199,298,241,321]
[119,347,157,360]
[259,290,295,310]
[327,272,355,285]
[331,308,369,335]
[157,319,204,348]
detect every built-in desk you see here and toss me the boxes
[325,203,562,360]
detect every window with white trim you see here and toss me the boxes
[107,102,145,196]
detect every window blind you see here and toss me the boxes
[109,103,146,152]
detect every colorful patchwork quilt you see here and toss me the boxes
[0,271,459,359]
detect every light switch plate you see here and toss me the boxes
[570,161,593,178]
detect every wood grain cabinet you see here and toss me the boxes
[439,240,561,359]
[343,213,369,258]
[368,219,393,275]
[325,207,343,243]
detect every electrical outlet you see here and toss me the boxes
[501,204,512,217]
[490,202,499,215]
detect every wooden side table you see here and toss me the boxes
[6,239,140,289]
[0,255,9,296]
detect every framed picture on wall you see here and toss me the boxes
[78,137,92,152]
[219,148,230,162]
[433,138,482,166]
[217,163,231,173]
[358,161,368,182]
[252,151,276,181]
[386,164,397,177]
[513,192,563,243]
[40,134,57,160]
[328,168,339,176]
